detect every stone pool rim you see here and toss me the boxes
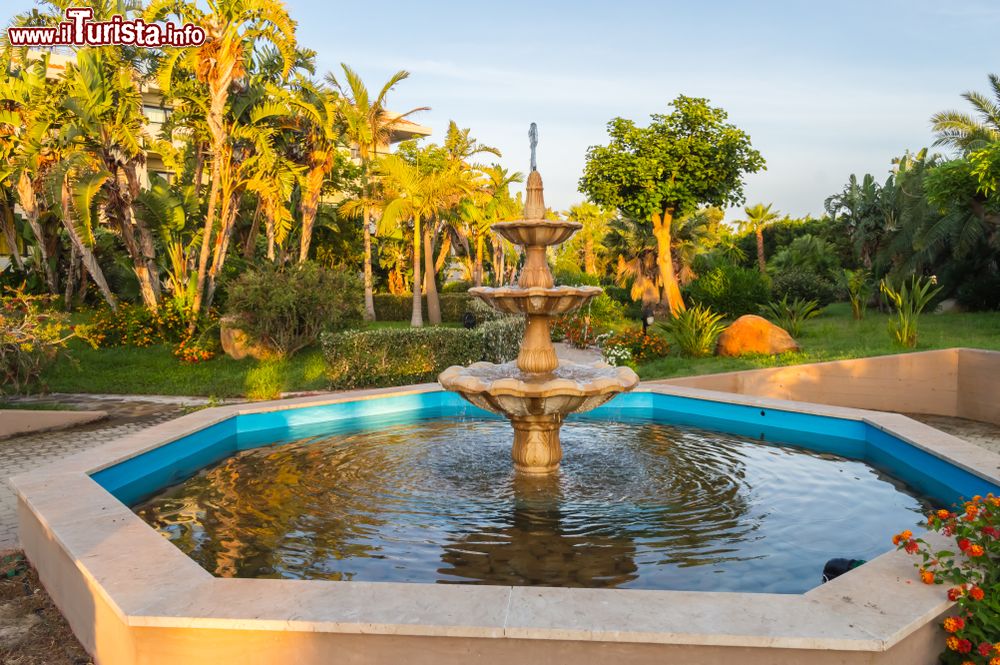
[13,379,998,663]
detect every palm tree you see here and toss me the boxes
[281,77,345,262]
[932,74,1000,152]
[604,216,660,308]
[462,165,523,286]
[146,0,297,327]
[0,55,60,293]
[740,203,780,272]
[378,155,465,327]
[327,64,428,321]
[61,49,162,311]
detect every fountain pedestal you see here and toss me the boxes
[439,168,639,473]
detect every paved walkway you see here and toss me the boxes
[0,400,190,549]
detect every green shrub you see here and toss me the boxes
[768,234,841,280]
[843,269,874,320]
[687,264,771,317]
[322,327,484,389]
[82,301,188,348]
[658,305,726,357]
[1,287,77,395]
[372,293,472,322]
[479,316,525,363]
[760,296,822,337]
[771,269,838,306]
[226,261,362,358]
[955,272,1000,311]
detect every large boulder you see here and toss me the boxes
[715,315,800,357]
[219,317,275,361]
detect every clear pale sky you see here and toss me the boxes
[7,0,1000,219]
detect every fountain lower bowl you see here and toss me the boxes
[469,286,602,316]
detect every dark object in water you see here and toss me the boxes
[822,557,866,583]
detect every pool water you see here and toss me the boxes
[134,416,929,593]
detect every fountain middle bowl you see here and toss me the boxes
[491,220,581,247]
[469,285,602,316]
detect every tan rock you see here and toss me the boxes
[219,317,275,361]
[715,315,800,357]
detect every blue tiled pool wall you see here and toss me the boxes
[92,390,998,508]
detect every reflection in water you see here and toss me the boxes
[135,417,929,593]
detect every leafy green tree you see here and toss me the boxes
[580,96,764,315]
[739,203,780,272]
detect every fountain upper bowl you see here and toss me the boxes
[491,220,581,247]
[469,285,602,316]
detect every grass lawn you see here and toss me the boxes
[36,303,1000,398]
[640,302,1000,380]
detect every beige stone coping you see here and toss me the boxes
[11,378,996,655]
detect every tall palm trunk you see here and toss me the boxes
[424,222,441,325]
[124,166,161,308]
[206,189,239,308]
[584,237,597,275]
[756,228,766,273]
[410,214,423,327]
[243,200,263,259]
[63,242,78,310]
[363,204,376,321]
[298,165,324,263]
[60,181,116,310]
[474,235,484,287]
[190,148,222,332]
[652,210,685,316]
[15,173,57,294]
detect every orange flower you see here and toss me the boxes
[943,616,965,633]
[948,636,961,651]
[968,544,985,557]
[920,569,935,584]
[938,509,952,519]
[948,587,964,601]
[970,586,985,601]
[966,504,979,518]
[990,657,1000,665]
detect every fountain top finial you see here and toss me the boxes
[524,123,545,220]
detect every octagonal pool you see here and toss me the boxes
[92,390,996,595]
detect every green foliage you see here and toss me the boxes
[880,276,943,348]
[843,269,873,320]
[760,296,822,337]
[0,287,79,395]
[580,96,765,220]
[597,329,670,364]
[372,293,472,322]
[771,269,839,306]
[478,316,525,364]
[321,327,484,389]
[79,301,189,348]
[658,305,727,357]
[956,272,1000,311]
[551,293,626,348]
[226,261,363,358]
[244,360,286,401]
[687,264,771,317]
[768,234,841,279]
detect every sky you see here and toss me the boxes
[6,0,1000,219]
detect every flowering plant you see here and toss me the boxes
[597,329,669,363]
[600,343,633,368]
[894,494,1000,664]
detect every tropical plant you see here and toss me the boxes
[879,275,943,348]
[657,304,726,357]
[759,295,822,337]
[740,203,780,272]
[768,234,841,280]
[843,269,873,320]
[562,201,613,276]
[932,73,1000,152]
[0,286,80,394]
[328,64,428,321]
[580,96,765,315]
[771,269,839,306]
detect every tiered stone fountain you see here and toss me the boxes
[439,130,639,473]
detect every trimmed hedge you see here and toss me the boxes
[321,316,525,389]
[322,327,484,389]
[372,293,473,323]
